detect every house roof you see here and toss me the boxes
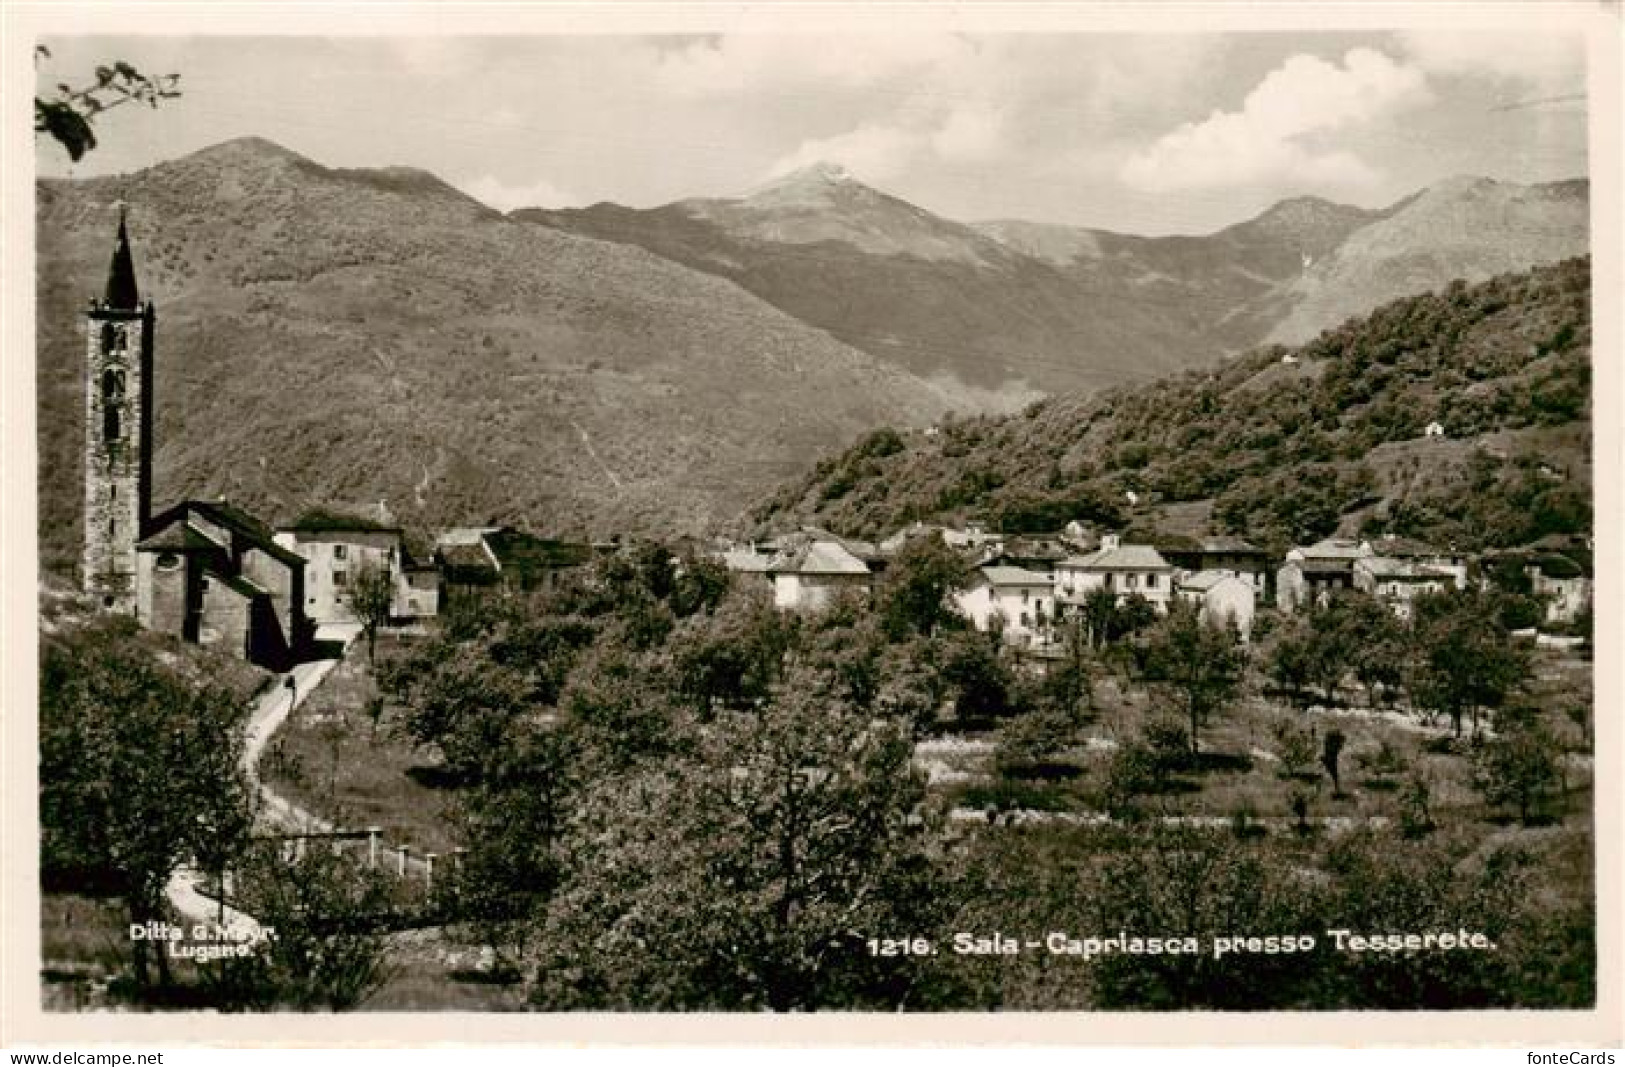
[1357,556,1431,579]
[1060,543,1171,571]
[1295,538,1370,562]
[1373,535,1450,559]
[438,541,499,572]
[999,537,1070,561]
[722,548,775,574]
[979,565,1053,588]
[484,528,593,570]
[1529,554,1585,580]
[1178,569,1243,593]
[769,539,871,576]
[1297,560,1355,577]
[437,525,503,546]
[144,500,305,569]
[801,526,883,563]
[281,508,401,534]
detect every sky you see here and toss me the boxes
[34,28,1589,235]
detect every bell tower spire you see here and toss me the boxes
[104,201,140,311]
[83,203,157,613]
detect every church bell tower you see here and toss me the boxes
[82,206,155,613]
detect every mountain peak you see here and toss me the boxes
[742,161,867,208]
[181,136,313,168]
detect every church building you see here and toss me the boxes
[83,210,310,668]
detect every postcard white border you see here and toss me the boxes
[2,0,1620,1048]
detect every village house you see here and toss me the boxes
[954,565,1055,647]
[975,534,1071,573]
[1054,535,1176,613]
[1351,555,1459,619]
[275,511,404,626]
[1275,538,1373,612]
[1369,534,1468,588]
[1157,534,1270,595]
[1175,570,1256,639]
[764,531,877,612]
[436,526,593,602]
[136,500,310,669]
[1526,553,1592,624]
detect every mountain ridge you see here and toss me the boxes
[521,167,1586,395]
[34,137,965,575]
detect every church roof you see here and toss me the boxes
[104,211,140,311]
[146,499,306,569]
[136,522,222,554]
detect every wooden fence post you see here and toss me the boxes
[424,852,437,890]
[397,844,410,878]
[367,827,381,869]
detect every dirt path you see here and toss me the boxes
[163,625,361,930]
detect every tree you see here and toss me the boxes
[879,533,970,639]
[217,840,396,1010]
[1473,721,1563,825]
[1138,601,1245,755]
[532,667,951,1010]
[1409,589,1529,738]
[34,48,181,161]
[1078,588,1119,649]
[40,619,254,989]
[394,642,535,782]
[670,556,732,618]
[447,722,578,975]
[349,558,395,664]
[1330,592,1407,707]
[1271,718,1317,778]
[939,630,1018,722]
[1321,727,1346,795]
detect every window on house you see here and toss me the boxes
[1147,574,1158,589]
[1126,573,1138,589]
[335,570,349,588]
[104,405,121,443]
[334,544,348,561]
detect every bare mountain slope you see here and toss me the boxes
[36,138,959,573]
[528,171,1584,398]
[1267,177,1589,345]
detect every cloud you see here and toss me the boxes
[1398,30,1585,94]
[456,173,583,212]
[767,122,924,184]
[931,106,1003,163]
[764,101,1007,185]
[652,34,974,96]
[1121,47,1431,194]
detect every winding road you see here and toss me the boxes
[163,625,361,934]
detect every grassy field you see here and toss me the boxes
[938,645,1594,831]
[262,635,462,857]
